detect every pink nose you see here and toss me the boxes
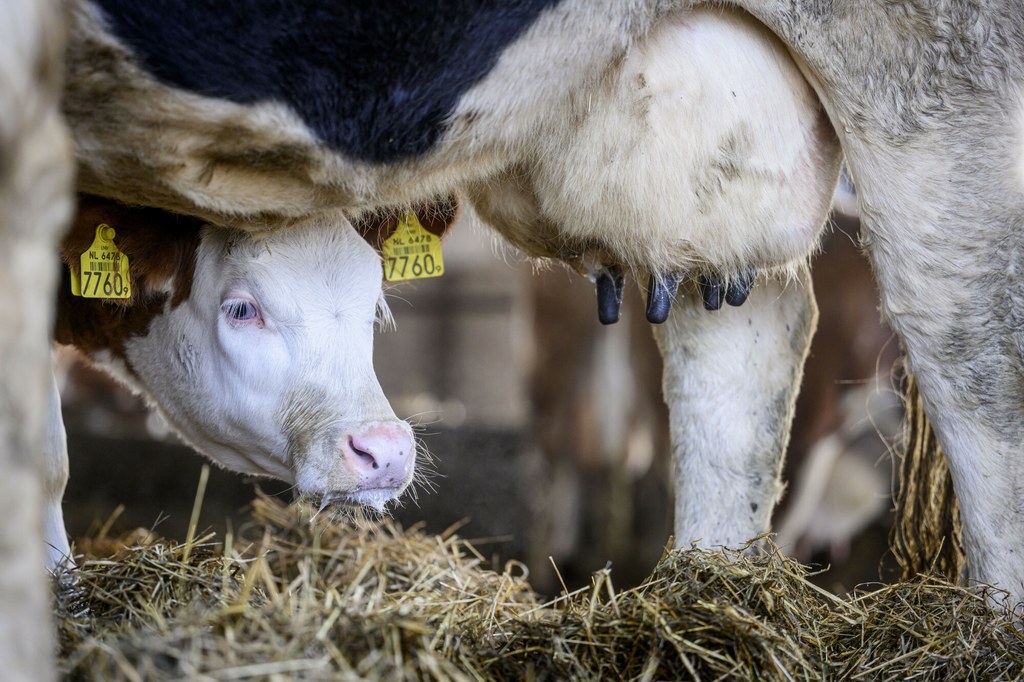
[343,422,415,489]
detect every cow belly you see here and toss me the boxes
[472,8,840,279]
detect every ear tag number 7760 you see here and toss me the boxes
[382,211,445,282]
[71,223,132,299]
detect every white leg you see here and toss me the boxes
[731,0,1024,604]
[43,367,72,570]
[858,171,1024,603]
[0,0,74,678]
[653,269,816,548]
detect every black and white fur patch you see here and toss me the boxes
[93,0,558,162]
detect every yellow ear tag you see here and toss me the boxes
[382,211,445,282]
[75,223,131,299]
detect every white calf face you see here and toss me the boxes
[123,217,415,509]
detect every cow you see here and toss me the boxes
[64,0,1024,602]
[1,0,73,678]
[45,195,421,568]
[47,2,842,569]
[775,207,903,563]
[0,0,1018,636]
[61,0,839,540]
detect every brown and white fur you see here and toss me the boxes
[45,197,416,568]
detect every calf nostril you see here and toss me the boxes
[349,437,379,470]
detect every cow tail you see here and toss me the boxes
[891,369,966,582]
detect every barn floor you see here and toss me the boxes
[56,494,1024,681]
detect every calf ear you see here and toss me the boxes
[62,195,203,307]
[55,196,204,359]
[352,195,460,251]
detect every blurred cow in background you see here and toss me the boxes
[527,274,671,591]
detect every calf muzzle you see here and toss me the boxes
[342,422,415,492]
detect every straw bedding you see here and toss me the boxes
[56,494,1024,681]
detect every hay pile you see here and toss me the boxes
[57,494,1024,681]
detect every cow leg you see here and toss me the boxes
[43,368,72,570]
[652,268,816,548]
[730,0,1024,603]
[0,0,74,678]
[857,173,1024,604]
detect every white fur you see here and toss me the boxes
[465,8,838,558]
[125,218,409,485]
[1018,99,1024,193]
[654,271,817,547]
[43,371,72,568]
[471,9,840,278]
[731,0,1024,602]
[0,0,73,676]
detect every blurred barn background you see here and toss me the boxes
[57,200,903,597]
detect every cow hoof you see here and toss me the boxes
[725,271,756,307]
[646,273,680,324]
[698,274,724,311]
[596,265,625,325]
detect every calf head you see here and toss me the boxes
[57,196,414,510]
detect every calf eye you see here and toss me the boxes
[222,299,262,326]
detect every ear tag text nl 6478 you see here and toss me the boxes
[382,211,444,282]
[70,223,131,299]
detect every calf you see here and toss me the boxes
[47,197,415,566]
[29,0,1024,610]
